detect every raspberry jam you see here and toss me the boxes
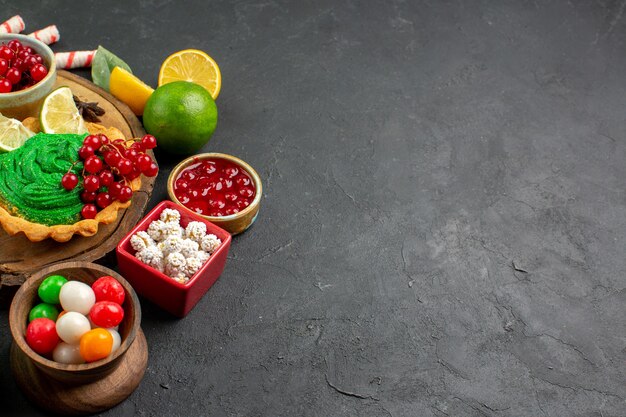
[173,158,256,217]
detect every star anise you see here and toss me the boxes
[73,95,105,123]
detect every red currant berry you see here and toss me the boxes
[12,58,26,72]
[25,55,38,70]
[130,142,144,151]
[34,54,43,64]
[109,182,123,198]
[61,173,79,190]
[117,159,133,175]
[98,134,109,146]
[96,192,112,209]
[84,155,103,174]
[98,170,114,187]
[83,135,101,150]
[141,134,157,149]
[0,58,8,76]
[81,204,98,219]
[80,190,97,203]
[136,154,152,172]
[124,148,139,161]
[78,145,95,160]
[103,150,122,167]
[7,40,22,52]
[126,166,141,180]
[117,186,132,203]
[0,78,11,93]
[0,46,12,61]
[83,175,100,192]
[17,49,29,61]
[24,46,34,55]
[30,64,48,82]
[144,162,159,177]
[5,67,20,84]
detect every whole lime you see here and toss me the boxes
[143,81,218,155]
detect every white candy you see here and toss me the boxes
[136,246,164,272]
[159,208,181,223]
[59,281,95,315]
[179,239,200,258]
[56,312,91,344]
[107,328,121,353]
[136,211,217,282]
[196,251,211,264]
[185,221,207,242]
[165,252,186,269]
[163,222,184,239]
[184,257,204,278]
[52,342,85,364]
[200,234,221,254]
[130,231,155,252]
[158,236,184,256]
[173,273,189,284]
[147,220,168,242]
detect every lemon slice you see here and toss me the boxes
[158,49,221,99]
[40,87,88,134]
[110,66,154,116]
[0,114,35,153]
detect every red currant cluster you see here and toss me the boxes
[0,39,48,93]
[61,134,159,220]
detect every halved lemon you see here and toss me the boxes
[40,87,88,134]
[110,66,154,116]
[158,49,221,99]
[0,114,34,153]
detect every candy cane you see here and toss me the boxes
[0,15,25,34]
[55,50,96,69]
[28,25,60,45]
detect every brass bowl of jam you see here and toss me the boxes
[167,153,262,235]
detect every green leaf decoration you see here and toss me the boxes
[91,45,132,91]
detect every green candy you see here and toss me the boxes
[29,303,59,322]
[38,274,68,304]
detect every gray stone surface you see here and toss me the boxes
[1,0,626,415]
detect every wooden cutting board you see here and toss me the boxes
[0,70,156,288]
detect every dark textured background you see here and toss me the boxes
[1,1,626,416]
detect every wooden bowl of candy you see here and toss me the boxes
[167,153,262,235]
[8,261,147,415]
[0,33,57,120]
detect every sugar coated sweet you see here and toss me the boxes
[131,208,222,283]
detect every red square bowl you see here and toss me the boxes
[116,200,232,317]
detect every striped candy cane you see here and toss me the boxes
[55,50,96,69]
[0,15,25,34]
[28,25,60,45]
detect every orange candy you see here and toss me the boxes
[79,328,113,362]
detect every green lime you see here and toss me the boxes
[143,81,218,155]
[38,274,68,304]
[29,303,59,322]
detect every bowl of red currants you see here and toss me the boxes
[167,153,262,234]
[9,261,143,385]
[0,33,56,120]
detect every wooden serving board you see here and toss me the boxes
[0,70,156,288]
